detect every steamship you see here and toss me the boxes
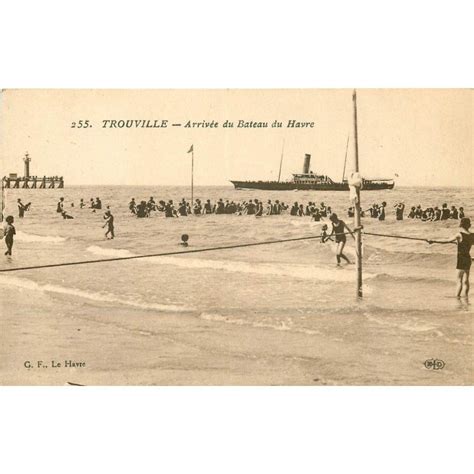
[230,153,395,191]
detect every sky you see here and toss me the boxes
[0,89,471,187]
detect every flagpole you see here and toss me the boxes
[278,139,285,183]
[352,90,363,298]
[191,148,194,206]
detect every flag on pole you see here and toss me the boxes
[187,145,193,153]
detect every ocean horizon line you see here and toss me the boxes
[59,183,472,189]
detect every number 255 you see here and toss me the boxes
[71,120,90,128]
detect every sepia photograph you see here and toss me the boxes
[0,88,472,386]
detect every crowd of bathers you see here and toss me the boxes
[406,203,465,221]
[346,202,466,222]
[128,197,337,219]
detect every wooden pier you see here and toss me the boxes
[2,176,64,189]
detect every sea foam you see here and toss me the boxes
[16,231,66,243]
[0,274,194,313]
[86,245,377,282]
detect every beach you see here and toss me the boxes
[0,185,472,385]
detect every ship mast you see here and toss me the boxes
[277,139,285,182]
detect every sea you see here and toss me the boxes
[1,185,472,385]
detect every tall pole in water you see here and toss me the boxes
[352,90,363,297]
[278,139,285,182]
[1,177,4,223]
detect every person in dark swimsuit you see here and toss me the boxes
[2,215,16,256]
[103,210,114,239]
[395,202,405,220]
[329,213,356,266]
[378,202,387,221]
[428,217,472,297]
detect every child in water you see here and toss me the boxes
[2,215,16,256]
[103,211,115,239]
[320,224,333,243]
[180,234,189,247]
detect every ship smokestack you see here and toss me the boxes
[303,153,311,174]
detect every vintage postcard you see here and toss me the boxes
[0,89,472,385]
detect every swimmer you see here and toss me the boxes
[378,202,386,221]
[395,202,405,220]
[329,213,355,266]
[2,215,16,256]
[441,203,450,220]
[312,208,321,222]
[56,197,65,214]
[129,198,136,214]
[320,224,333,243]
[17,199,27,218]
[180,234,189,247]
[427,217,472,297]
[203,199,212,214]
[61,211,74,219]
[103,210,115,239]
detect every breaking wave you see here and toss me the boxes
[0,274,194,313]
[86,245,378,282]
[16,231,66,243]
[87,245,135,258]
[199,312,322,335]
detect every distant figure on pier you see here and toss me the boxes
[428,217,472,297]
[56,197,64,214]
[103,210,115,239]
[2,215,16,256]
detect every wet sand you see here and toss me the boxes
[1,285,471,386]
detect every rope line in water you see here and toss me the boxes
[0,232,343,273]
[363,231,456,244]
[0,230,454,273]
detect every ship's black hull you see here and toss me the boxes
[230,180,394,191]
